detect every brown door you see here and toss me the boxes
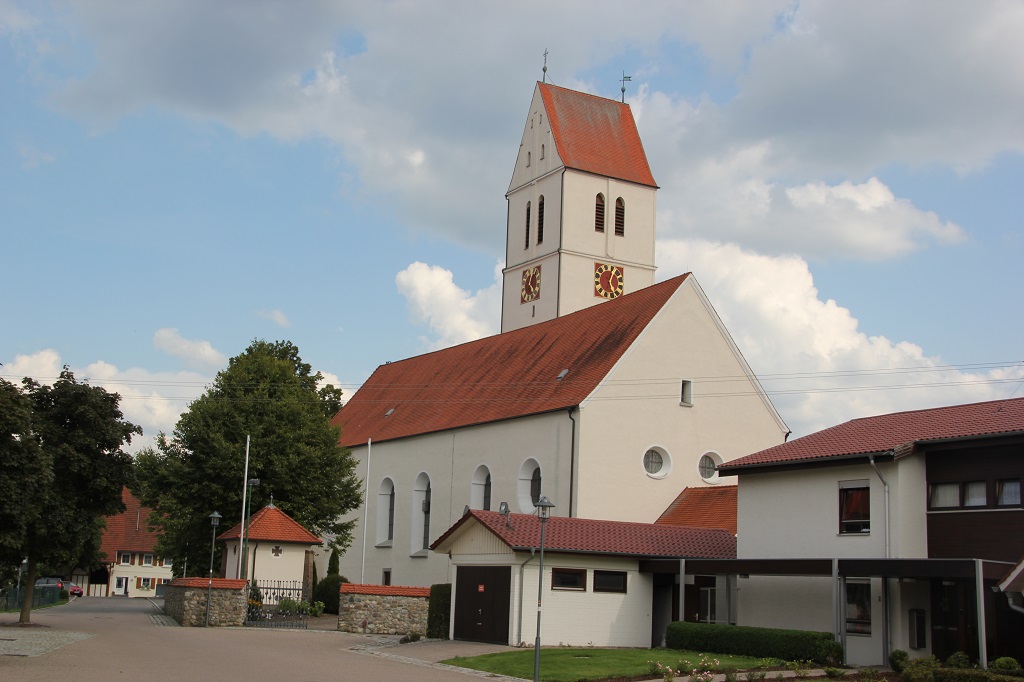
[454,566,511,644]
[931,579,977,662]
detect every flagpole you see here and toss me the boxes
[236,435,250,578]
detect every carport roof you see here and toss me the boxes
[432,509,736,560]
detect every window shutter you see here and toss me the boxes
[130,553,136,565]
[595,194,605,232]
[614,198,625,236]
[136,577,142,589]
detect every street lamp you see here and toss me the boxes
[241,478,260,580]
[533,496,554,682]
[205,511,222,628]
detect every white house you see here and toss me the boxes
[682,397,1024,667]
[330,81,788,590]
[431,508,737,647]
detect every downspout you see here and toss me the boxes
[1004,592,1024,615]
[517,549,537,646]
[567,407,577,517]
[867,453,891,665]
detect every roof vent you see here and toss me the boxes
[384,408,395,418]
[556,369,569,380]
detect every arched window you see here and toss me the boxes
[524,202,531,250]
[537,196,545,244]
[518,459,542,512]
[412,473,432,552]
[471,465,492,511]
[595,194,605,232]
[376,478,395,544]
[615,198,625,236]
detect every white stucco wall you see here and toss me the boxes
[107,551,173,597]
[223,539,310,585]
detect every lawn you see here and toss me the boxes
[441,647,770,682]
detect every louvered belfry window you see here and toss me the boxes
[615,198,625,236]
[595,194,605,232]
[537,196,545,244]
[525,202,531,249]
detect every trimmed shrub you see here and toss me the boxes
[327,548,340,576]
[935,668,1024,682]
[990,660,1022,673]
[947,653,973,669]
[902,656,940,682]
[313,573,348,615]
[889,650,911,674]
[426,583,451,640]
[665,622,842,665]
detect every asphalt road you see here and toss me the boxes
[0,597,518,681]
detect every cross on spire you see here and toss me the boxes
[542,49,549,83]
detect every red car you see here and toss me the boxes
[67,583,84,597]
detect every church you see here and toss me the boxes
[331,82,789,589]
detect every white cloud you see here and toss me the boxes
[395,261,501,351]
[16,140,56,169]
[655,239,1022,437]
[152,328,227,371]
[258,309,291,328]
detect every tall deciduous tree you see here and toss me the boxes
[134,340,360,578]
[0,370,139,624]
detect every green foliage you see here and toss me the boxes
[312,559,318,589]
[823,667,846,678]
[0,370,138,623]
[947,653,973,669]
[934,668,1024,682]
[134,340,362,575]
[427,583,451,639]
[327,548,340,576]
[902,656,940,682]
[889,650,911,674]
[314,573,347,615]
[990,659,1022,673]
[665,621,842,666]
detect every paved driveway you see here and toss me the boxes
[0,597,517,681]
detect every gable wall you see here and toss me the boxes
[575,281,788,522]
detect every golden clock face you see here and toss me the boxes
[594,263,624,299]
[521,265,541,303]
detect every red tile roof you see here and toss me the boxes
[656,486,738,535]
[333,274,690,447]
[720,397,1024,473]
[538,83,658,188]
[217,505,321,545]
[432,510,736,560]
[98,488,161,561]
[340,583,430,598]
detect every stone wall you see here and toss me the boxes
[165,578,248,627]
[338,584,430,635]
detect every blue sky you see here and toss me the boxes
[2,0,1022,452]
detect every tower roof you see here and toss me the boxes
[538,82,657,188]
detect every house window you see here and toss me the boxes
[998,479,1021,506]
[846,581,871,635]
[140,577,152,590]
[593,570,627,593]
[525,202,531,249]
[595,194,605,232]
[411,472,432,553]
[518,459,542,512]
[929,482,960,509]
[698,452,722,483]
[376,478,396,545]
[143,554,154,566]
[551,568,586,591]
[614,198,625,236]
[527,151,531,167]
[839,480,870,534]
[120,552,131,565]
[471,465,492,511]
[422,482,432,550]
[537,196,545,244]
[540,143,545,160]
[680,380,693,405]
[644,449,663,476]
[963,481,987,507]
[382,569,392,586]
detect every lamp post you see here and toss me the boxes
[241,478,260,580]
[205,511,221,628]
[533,496,554,682]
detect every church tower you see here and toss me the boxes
[500,82,659,333]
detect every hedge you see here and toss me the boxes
[934,669,1024,682]
[665,622,842,665]
[313,574,348,615]
[426,583,451,639]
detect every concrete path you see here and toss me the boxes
[0,596,519,681]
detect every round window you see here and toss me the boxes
[644,449,663,475]
[698,452,721,482]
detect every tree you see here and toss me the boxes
[134,340,361,579]
[327,547,340,576]
[0,370,139,623]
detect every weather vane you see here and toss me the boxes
[620,72,632,103]
[542,49,549,83]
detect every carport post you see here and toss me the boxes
[678,559,686,624]
[832,559,839,640]
[975,559,988,668]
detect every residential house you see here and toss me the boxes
[682,397,1024,667]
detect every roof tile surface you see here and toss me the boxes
[333,275,689,447]
[656,486,737,534]
[721,397,1024,472]
[539,83,657,188]
[433,510,735,559]
[99,488,161,560]
[218,505,321,545]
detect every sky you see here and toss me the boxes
[2,0,1022,455]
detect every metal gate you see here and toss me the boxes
[245,580,307,629]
